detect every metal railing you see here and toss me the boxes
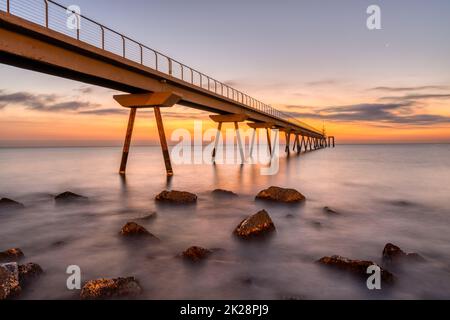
[1,0,321,135]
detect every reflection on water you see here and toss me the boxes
[0,145,450,299]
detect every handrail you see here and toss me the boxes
[1,0,322,135]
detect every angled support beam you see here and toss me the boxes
[212,122,222,160]
[247,122,275,157]
[210,114,248,163]
[293,134,299,152]
[234,122,245,163]
[249,128,257,158]
[285,131,291,153]
[119,107,137,174]
[266,128,272,157]
[114,92,182,176]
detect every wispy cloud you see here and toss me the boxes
[380,93,450,101]
[0,90,99,112]
[78,108,127,115]
[370,85,450,92]
[305,79,339,87]
[286,102,450,126]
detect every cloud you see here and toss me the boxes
[380,93,450,101]
[75,86,95,94]
[305,79,339,87]
[370,85,450,92]
[286,102,450,126]
[78,108,127,115]
[0,90,99,112]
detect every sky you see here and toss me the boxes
[1,0,450,146]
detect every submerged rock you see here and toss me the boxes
[120,222,158,239]
[54,191,88,204]
[0,248,24,263]
[0,263,21,300]
[80,277,142,300]
[255,186,305,203]
[18,263,44,287]
[0,198,24,210]
[382,243,425,264]
[181,246,212,262]
[234,210,276,239]
[323,206,339,215]
[317,255,394,284]
[155,190,197,204]
[211,189,238,197]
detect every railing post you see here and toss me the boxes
[122,36,125,57]
[101,26,105,50]
[139,45,143,64]
[7,0,9,13]
[168,58,173,75]
[154,52,158,70]
[44,0,49,27]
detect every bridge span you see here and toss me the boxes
[0,0,334,176]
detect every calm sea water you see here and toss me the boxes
[0,144,449,299]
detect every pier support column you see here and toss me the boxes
[119,107,137,174]
[210,114,249,163]
[114,92,182,176]
[293,134,299,152]
[299,135,305,153]
[154,107,173,176]
[247,122,275,157]
[284,129,292,153]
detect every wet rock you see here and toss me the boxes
[317,255,394,284]
[0,263,21,300]
[323,206,339,215]
[234,210,276,239]
[0,248,24,263]
[181,246,212,262]
[212,189,238,197]
[120,222,159,239]
[155,190,197,204]
[382,243,425,264]
[80,277,142,300]
[18,263,44,287]
[54,191,88,204]
[255,186,305,203]
[0,198,24,210]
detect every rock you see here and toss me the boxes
[0,263,21,300]
[317,255,394,284]
[323,206,339,215]
[0,198,24,210]
[54,191,87,203]
[120,222,158,239]
[382,243,425,264]
[18,263,43,287]
[155,190,197,204]
[234,210,276,238]
[80,277,142,300]
[0,248,24,263]
[212,189,238,197]
[181,246,212,262]
[285,214,295,218]
[255,186,305,203]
